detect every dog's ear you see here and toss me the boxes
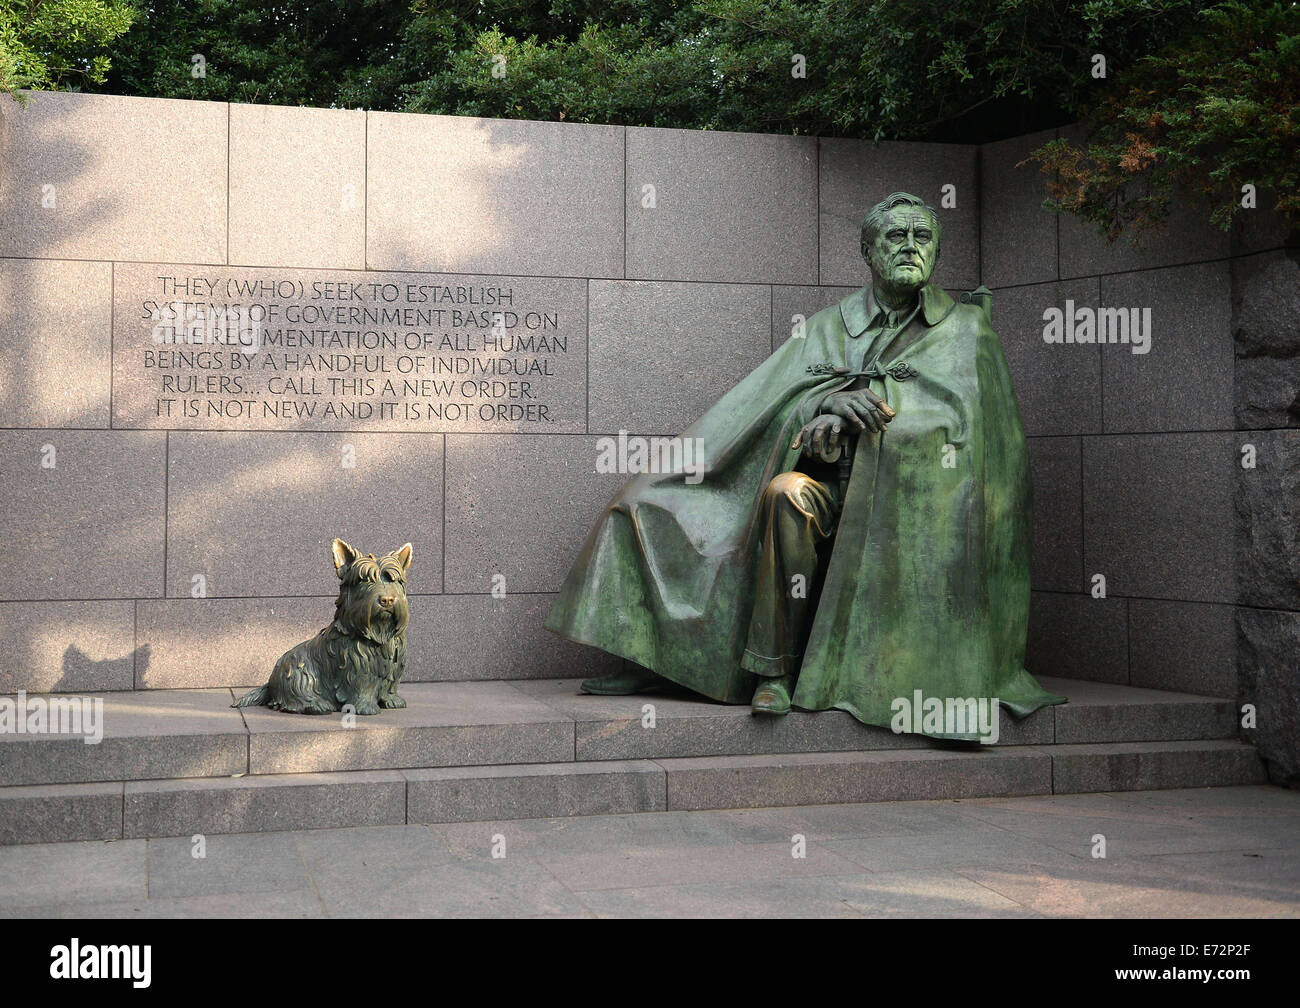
[331,538,360,575]
[391,542,413,574]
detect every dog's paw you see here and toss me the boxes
[353,700,381,716]
[379,694,407,709]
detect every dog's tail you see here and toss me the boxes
[232,684,269,709]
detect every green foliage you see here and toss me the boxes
[1024,1,1298,240]
[96,1,467,109]
[1,0,138,98]
[10,0,1293,239]
[404,0,1210,138]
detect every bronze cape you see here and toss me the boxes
[545,284,1066,738]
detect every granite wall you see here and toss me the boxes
[0,93,1294,777]
[984,129,1298,783]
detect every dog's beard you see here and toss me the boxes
[335,594,409,648]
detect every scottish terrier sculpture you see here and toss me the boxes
[233,539,412,715]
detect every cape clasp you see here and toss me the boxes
[806,363,850,376]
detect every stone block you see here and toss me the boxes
[0,689,246,786]
[626,127,817,283]
[0,259,112,427]
[1047,678,1235,744]
[0,600,136,693]
[444,434,627,594]
[819,138,978,290]
[135,596,332,689]
[588,280,770,434]
[997,279,1102,435]
[0,430,166,600]
[110,262,588,434]
[1082,433,1237,604]
[124,769,407,837]
[405,760,666,823]
[240,681,572,774]
[229,104,365,269]
[1129,599,1237,697]
[516,678,928,759]
[1048,740,1265,793]
[770,284,858,351]
[1099,261,1232,433]
[1232,252,1300,430]
[0,92,225,262]
[1028,437,1083,593]
[0,782,122,845]
[660,748,1052,810]
[366,112,623,277]
[403,593,617,682]
[1237,607,1300,784]
[136,592,616,689]
[145,831,313,897]
[1236,429,1300,611]
[517,678,1049,757]
[980,128,1059,288]
[1027,591,1128,684]
[164,431,442,598]
[0,837,146,906]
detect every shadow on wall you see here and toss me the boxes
[59,642,151,693]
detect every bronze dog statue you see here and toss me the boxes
[234,539,412,715]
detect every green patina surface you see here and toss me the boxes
[547,196,1065,739]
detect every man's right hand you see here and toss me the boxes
[820,388,896,433]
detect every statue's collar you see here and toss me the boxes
[840,283,954,338]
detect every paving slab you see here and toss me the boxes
[0,838,147,909]
[537,838,870,893]
[958,850,1298,918]
[145,832,312,898]
[428,808,758,859]
[579,870,1037,918]
[952,794,1300,859]
[3,889,326,919]
[2,787,1296,917]
[305,848,590,918]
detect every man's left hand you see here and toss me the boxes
[792,414,848,462]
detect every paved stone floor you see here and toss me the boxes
[2,785,1297,918]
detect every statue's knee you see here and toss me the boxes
[765,472,813,511]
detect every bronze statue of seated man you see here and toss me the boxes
[546,192,1065,740]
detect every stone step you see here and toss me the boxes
[0,740,1264,844]
[0,677,1240,787]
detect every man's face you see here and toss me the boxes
[866,207,937,292]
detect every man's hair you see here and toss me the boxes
[860,192,941,260]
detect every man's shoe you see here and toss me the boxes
[580,663,669,695]
[751,674,793,715]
